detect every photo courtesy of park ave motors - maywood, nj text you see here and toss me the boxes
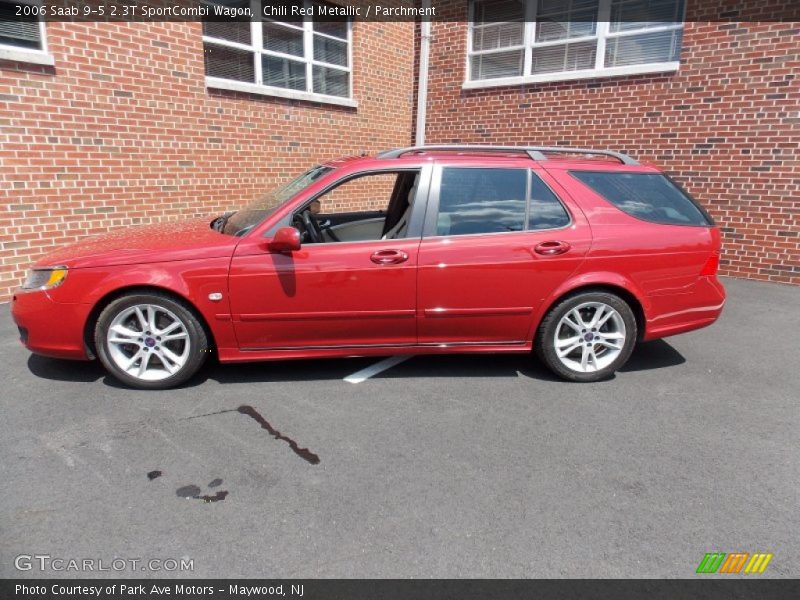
[0,0,798,597]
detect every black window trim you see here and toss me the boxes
[422,164,573,239]
[568,169,714,228]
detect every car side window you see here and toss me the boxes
[570,171,713,226]
[434,168,569,236]
[436,168,527,236]
[293,171,420,244]
[529,174,571,230]
[314,172,397,215]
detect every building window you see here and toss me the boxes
[203,0,355,107]
[466,0,684,87]
[0,0,51,64]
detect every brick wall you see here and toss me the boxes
[0,20,415,300]
[2,6,798,299]
[422,1,799,284]
[318,172,399,213]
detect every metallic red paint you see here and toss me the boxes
[229,237,420,349]
[11,152,725,367]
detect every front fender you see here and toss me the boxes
[49,257,238,354]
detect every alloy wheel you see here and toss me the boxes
[553,302,627,373]
[106,304,191,381]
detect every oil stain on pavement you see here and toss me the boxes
[159,403,319,505]
[176,481,229,503]
[236,405,320,465]
[186,404,320,465]
[150,470,229,503]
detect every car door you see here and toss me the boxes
[228,167,429,350]
[417,164,591,345]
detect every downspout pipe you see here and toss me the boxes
[415,0,432,146]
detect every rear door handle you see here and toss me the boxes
[370,249,409,265]
[534,241,571,256]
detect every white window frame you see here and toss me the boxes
[203,0,356,108]
[464,0,685,90]
[0,0,53,65]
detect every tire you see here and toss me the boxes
[535,291,637,382]
[94,292,209,390]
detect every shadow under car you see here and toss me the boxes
[26,339,685,388]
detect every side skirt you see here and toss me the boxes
[217,341,532,363]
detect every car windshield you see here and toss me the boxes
[221,165,333,236]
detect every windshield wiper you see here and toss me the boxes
[211,211,236,233]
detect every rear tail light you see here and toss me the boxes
[700,252,720,277]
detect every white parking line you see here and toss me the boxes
[343,355,413,384]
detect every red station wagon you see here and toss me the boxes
[11,145,725,389]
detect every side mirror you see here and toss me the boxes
[268,226,302,253]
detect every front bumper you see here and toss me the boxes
[11,290,92,360]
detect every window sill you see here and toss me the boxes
[0,46,54,66]
[206,77,358,108]
[463,62,680,90]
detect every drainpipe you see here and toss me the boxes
[415,0,432,146]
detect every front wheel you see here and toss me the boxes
[94,292,209,390]
[535,291,637,382]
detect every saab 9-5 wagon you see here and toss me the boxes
[12,145,725,389]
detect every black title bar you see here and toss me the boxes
[3,579,800,600]
[6,0,800,22]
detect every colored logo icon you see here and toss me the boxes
[696,552,773,574]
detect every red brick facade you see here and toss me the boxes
[0,20,414,300]
[1,5,798,302]
[422,1,799,284]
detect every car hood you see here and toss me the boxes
[35,217,239,269]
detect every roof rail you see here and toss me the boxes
[376,145,639,165]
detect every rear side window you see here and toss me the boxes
[437,168,527,235]
[570,171,712,226]
[435,168,570,236]
[529,175,571,230]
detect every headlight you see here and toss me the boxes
[22,267,68,290]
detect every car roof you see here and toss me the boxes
[322,154,368,167]
[323,150,660,173]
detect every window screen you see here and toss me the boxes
[571,171,712,226]
[202,0,351,99]
[468,0,685,83]
[0,2,42,50]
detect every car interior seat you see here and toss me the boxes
[382,175,419,240]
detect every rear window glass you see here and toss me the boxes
[570,171,712,226]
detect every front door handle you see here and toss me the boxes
[370,249,409,265]
[534,240,571,256]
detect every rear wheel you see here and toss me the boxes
[94,292,209,390]
[535,291,637,382]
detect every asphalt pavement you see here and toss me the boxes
[0,276,797,578]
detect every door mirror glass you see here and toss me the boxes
[269,226,302,252]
